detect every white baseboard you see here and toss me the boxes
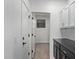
[35,41,49,44]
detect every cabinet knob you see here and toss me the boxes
[63,50,67,54]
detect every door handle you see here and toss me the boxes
[22,42,27,46]
[63,50,67,54]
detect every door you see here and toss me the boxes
[4,0,32,59]
[4,0,23,59]
[22,0,32,59]
[68,2,75,26]
[35,13,50,43]
[28,14,32,59]
[61,8,69,27]
[63,8,69,27]
[31,16,36,58]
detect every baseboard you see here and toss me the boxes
[35,41,49,44]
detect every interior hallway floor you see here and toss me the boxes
[34,43,50,59]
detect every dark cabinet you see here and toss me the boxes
[53,41,60,59]
[53,39,75,59]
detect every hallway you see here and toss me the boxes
[4,0,75,59]
[34,44,50,59]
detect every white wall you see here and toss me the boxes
[33,12,50,43]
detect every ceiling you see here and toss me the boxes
[30,0,68,12]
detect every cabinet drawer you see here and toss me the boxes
[60,45,75,59]
[54,41,60,48]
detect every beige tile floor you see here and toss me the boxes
[34,43,50,59]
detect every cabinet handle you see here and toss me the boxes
[63,50,67,54]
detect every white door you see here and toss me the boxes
[22,1,32,59]
[5,0,32,59]
[4,0,23,59]
[63,8,69,27]
[31,17,36,58]
[35,13,50,43]
[69,2,75,26]
[26,13,32,59]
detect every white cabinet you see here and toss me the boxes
[60,8,69,28]
[68,2,75,27]
[60,1,75,29]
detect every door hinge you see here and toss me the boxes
[28,52,30,55]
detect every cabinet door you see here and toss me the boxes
[53,41,60,59]
[60,8,69,28]
[68,3,75,26]
[63,8,69,27]
[60,10,65,28]
[59,11,63,28]
[53,43,56,58]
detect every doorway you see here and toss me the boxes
[32,12,50,43]
[32,12,50,59]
